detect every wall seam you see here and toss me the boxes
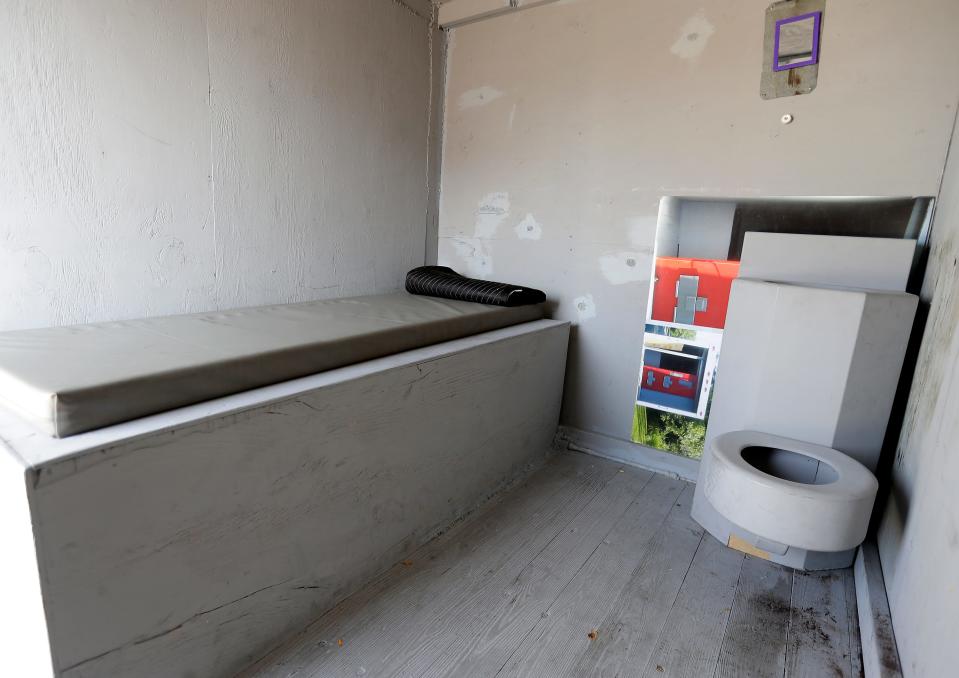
[935,99,959,204]
[927,97,959,257]
[203,0,219,309]
[424,2,436,266]
[390,0,432,22]
[432,26,452,266]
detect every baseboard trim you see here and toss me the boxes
[554,426,699,482]
[855,541,903,678]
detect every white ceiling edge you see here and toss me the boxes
[438,0,563,29]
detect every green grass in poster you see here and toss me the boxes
[631,404,705,460]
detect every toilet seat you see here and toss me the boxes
[702,430,878,553]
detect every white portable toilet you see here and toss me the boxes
[692,234,919,570]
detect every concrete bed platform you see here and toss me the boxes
[0,318,569,678]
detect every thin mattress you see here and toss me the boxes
[0,293,544,438]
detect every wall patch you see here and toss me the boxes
[475,192,511,238]
[515,213,542,240]
[670,12,715,60]
[599,251,649,285]
[573,294,597,322]
[450,237,494,278]
[459,86,505,110]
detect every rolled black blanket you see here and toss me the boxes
[406,266,546,307]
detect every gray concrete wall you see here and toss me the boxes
[877,114,959,677]
[0,0,437,331]
[437,0,959,441]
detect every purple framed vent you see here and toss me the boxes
[773,11,821,72]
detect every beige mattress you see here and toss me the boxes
[0,293,544,438]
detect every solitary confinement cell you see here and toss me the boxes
[3,1,959,677]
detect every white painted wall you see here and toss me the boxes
[437,0,959,441]
[0,453,53,678]
[0,0,437,332]
[877,115,959,677]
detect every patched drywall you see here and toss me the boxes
[459,85,505,110]
[0,0,438,331]
[669,11,715,61]
[438,0,959,442]
[877,115,959,677]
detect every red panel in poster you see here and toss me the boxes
[651,257,741,329]
[642,366,698,399]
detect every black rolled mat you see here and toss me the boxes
[405,266,546,307]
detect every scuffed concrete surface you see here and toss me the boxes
[438,0,959,442]
[0,0,435,331]
[878,114,959,678]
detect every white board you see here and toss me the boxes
[739,233,917,292]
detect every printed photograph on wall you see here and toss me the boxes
[632,196,933,460]
[631,198,740,459]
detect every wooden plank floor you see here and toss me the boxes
[242,452,863,678]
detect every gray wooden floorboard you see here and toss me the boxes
[245,452,864,678]
[245,452,621,677]
[385,462,656,677]
[240,452,606,676]
[714,555,793,678]
[497,477,689,678]
[785,568,858,678]
[640,530,746,678]
[843,568,865,678]
[569,483,704,678]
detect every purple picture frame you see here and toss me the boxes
[772,11,821,72]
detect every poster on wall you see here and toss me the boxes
[631,200,743,459]
[631,196,932,460]
[631,258,738,459]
